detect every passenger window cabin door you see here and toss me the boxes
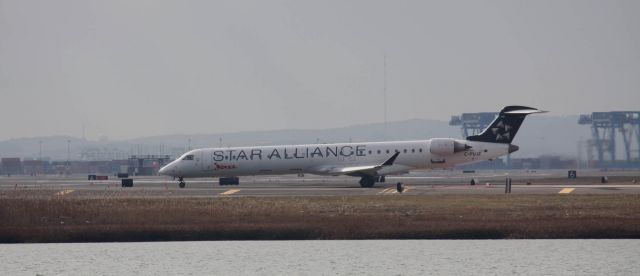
[201,151,213,171]
[201,150,211,171]
[193,151,201,170]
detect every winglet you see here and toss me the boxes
[382,152,400,166]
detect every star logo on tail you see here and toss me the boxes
[491,120,511,141]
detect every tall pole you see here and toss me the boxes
[67,140,70,164]
[383,54,388,135]
[66,139,71,176]
[39,140,42,160]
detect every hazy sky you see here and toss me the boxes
[1,0,639,141]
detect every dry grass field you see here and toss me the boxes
[1,193,640,243]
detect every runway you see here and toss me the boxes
[1,169,639,198]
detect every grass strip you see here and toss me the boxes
[1,194,639,243]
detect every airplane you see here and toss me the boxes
[159,105,546,188]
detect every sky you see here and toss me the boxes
[1,0,639,141]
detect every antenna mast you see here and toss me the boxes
[383,54,388,134]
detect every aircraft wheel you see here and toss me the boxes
[359,177,375,188]
[179,181,186,188]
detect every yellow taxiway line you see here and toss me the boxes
[220,189,241,196]
[558,188,575,194]
[54,189,75,196]
[378,187,410,195]
[378,188,394,195]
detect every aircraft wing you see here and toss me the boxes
[336,165,381,174]
[316,152,400,177]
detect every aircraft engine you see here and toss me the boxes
[429,138,470,155]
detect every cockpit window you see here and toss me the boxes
[182,155,194,160]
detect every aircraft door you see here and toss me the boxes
[199,150,207,171]
[193,150,202,171]
[202,150,212,171]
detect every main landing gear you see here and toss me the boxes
[178,177,185,188]
[359,175,386,188]
[359,177,375,188]
[360,175,385,188]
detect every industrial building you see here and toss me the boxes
[579,111,640,167]
[0,156,172,176]
[1,158,23,176]
[128,155,172,176]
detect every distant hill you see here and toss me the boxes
[0,116,589,160]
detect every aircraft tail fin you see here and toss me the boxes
[466,106,546,144]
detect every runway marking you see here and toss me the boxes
[220,189,241,196]
[54,189,74,196]
[378,187,410,195]
[559,188,575,194]
[378,188,395,195]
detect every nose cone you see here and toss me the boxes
[158,164,172,176]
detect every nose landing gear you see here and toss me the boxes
[178,177,185,188]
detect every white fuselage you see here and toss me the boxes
[159,139,510,179]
